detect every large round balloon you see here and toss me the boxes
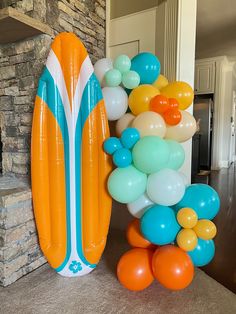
[165,139,185,170]
[140,205,180,245]
[127,193,154,218]
[152,245,194,290]
[108,165,147,203]
[153,74,168,90]
[128,84,160,115]
[161,81,194,110]
[132,111,166,138]
[131,52,161,84]
[116,113,135,136]
[188,238,215,267]
[102,86,128,121]
[94,58,113,86]
[132,136,170,174]
[174,184,220,220]
[147,169,185,206]
[126,219,155,249]
[165,110,196,142]
[117,248,154,291]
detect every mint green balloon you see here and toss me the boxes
[122,71,140,89]
[114,55,131,73]
[108,165,147,203]
[165,140,185,170]
[132,136,170,174]
[105,69,122,87]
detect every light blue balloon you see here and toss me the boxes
[122,71,140,89]
[114,55,131,73]
[113,148,132,168]
[105,69,122,87]
[174,184,220,220]
[120,128,140,149]
[188,239,215,267]
[140,205,181,245]
[103,137,122,155]
[131,52,161,84]
[165,140,185,170]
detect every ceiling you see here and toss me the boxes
[196,0,236,58]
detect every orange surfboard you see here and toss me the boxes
[31,33,112,276]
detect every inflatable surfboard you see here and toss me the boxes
[31,33,112,277]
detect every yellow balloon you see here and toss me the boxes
[132,111,166,138]
[128,84,160,116]
[165,110,196,142]
[177,229,198,251]
[193,219,217,240]
[153,74,169,90]
[116,113,135,136]
[161,81,194,110]
[177,207,198,229]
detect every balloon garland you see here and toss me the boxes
[94,52,220,292]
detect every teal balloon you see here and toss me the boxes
[140,205,180,245]
[108,165,147,203]
[188,239,215,266]
[120,127,140,149]
[103,137,122,155]
[132,136,170,174]
[105,69,122,87]
[114,55,131,73]
[175,184,220,219]
[165,140,185,170]
[131,52,161,84]
[122,71,140,89]
[113,148,132,168]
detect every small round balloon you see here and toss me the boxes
[102,86,128,121]
[103,137,122,155]
[165,110,197,142]
[132,136,170,174]
[188,238,215,267]
[127,193,154,218]
[117,248,154,291]
[193,219,217,240]
[132,111,166,138]
[113,148,132,168]
[131,52,161,84]
[105,69,122,87]
[94,58,113,86]
[176,229,198,251]
[140,205,180,245]
[108,165,147,203]
[114,54,131,73]
[150,94,170,114]
[152,245,194,290]
[168,98,179,109]
[163,108,182,126]
[116,113,135,136]
[128,84,160,115]
[122,71,140,89]
[175,184,220,220]
[165,139,185,170]
[153,74,169,90]
[161,81,194,110]
[177,207,198,228]
[147,169,185,206]
[120,127,140,149]
[126,219,155,249]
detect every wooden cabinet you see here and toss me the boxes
[194,61,216,94]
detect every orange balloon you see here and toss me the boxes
[117,248,154,291]
[126,219,155,249]
[163,108,182,125]
[161,81,194,110]
[168,98,179,109]
[150,95,170,114]
[152,245,194,290]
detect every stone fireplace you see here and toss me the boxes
[0,0,106,286]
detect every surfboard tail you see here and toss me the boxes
[31,33,112,277]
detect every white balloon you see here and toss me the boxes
[94,58,113,87]
[147,169,185,206]
[179,172,190,187]
[127,193,154,218]
[116,113,135,136]
[102,86,128,121]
